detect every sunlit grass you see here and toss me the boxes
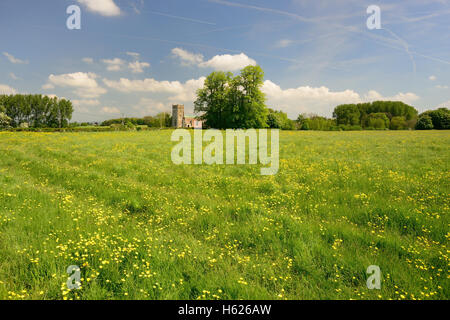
[0,130,448,300]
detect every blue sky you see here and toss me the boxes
[0,0,449,122]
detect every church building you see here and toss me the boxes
[172,104,203,129]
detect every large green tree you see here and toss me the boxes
[195,66,268,129]
[333,104,360,126]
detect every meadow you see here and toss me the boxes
[0,130,448,300]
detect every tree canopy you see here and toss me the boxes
[267,109,295,130]
[101,113,172,128]
[0,94,74,128]
[194,66,268,129]
[418,107,450,130]
[333,101,418,129]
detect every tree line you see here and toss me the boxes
[0,94,74,128]
[296,105,448,131]
[416,108,450,130]
[2,69,448,131]
[194,66,449,131]
[100,113,172,128]
[331,101,419,130]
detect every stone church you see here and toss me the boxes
[172,104,203,129]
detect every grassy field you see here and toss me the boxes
[0,130,448,300]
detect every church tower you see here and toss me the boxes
[172,104,184,128]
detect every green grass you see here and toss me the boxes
[0,130,448,300]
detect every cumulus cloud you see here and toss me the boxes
[172,48,204,66]
[102,58,126,71]
[3,52,28,64]
[43,72,107,98]
[82,57,94,64]
[263,80,360,117]
[104,78,182,93]
[0,84,17,95]
[429,75,437,81]
[262,80,420,118]
[199,53,257,71]
[77,0,121,17]
[101,73,420,118]
[168,77,206,102]
[128,61,150,73]
[172,48,257,71]
[103,76,206,102]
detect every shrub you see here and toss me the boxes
[390,116,406,130]
[366,113,390,129]
[267,109,295,130]
[300,121,310,130]
[420,108,450,130]
[415,115,434,130]
[0,112,11,128]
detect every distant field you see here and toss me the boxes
[0,131,448,300]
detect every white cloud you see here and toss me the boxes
[436,85,449,89]
[101,106,121,114]
[128,61,150,73]
[0,84,17,95]
[103,76,206,102]
[102,58,125,71]
[103,78,183,93]
[429,75,437,81]
[168,77,206,102]
[45,72,99,88]
[3,52,28,64]
[172,48,257,71]
[263,80,361,117]
[262,80,420,118]
[199,53,257,71]
[43,72,107,98]
[82,57,94,64]
[101,73,420,118]
[77,0,121,17]
[172,48,204,66]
